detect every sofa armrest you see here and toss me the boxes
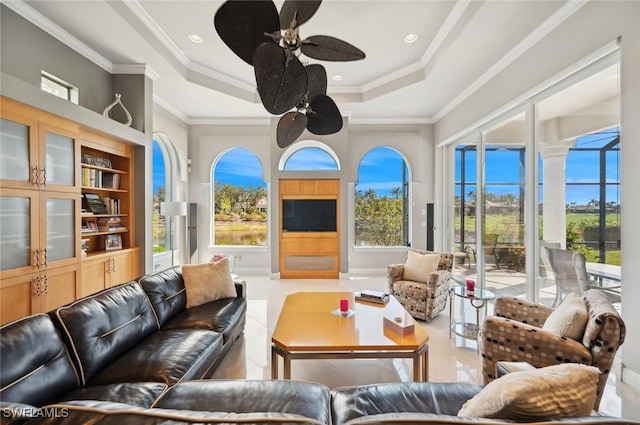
[493,297,553,327]
[480,316,592,383]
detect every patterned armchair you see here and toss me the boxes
[479,289,625,410]
[387,249,453,322]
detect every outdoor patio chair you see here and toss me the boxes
[545,247,621,306]
[464,233,499,269]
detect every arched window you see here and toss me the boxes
[152,138,170,254]
[279,140,340,170]
[355,147,410,246]
[212,148,267,246]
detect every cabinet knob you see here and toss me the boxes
[34,249,40,268]
[42,248,48,267]
[41,167,47,187]
[42,275,48,294]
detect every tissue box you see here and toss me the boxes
[383,314,415,337]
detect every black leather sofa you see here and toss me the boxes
[330,382,640,424]
[0,266,332,424]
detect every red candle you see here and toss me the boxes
[466,279,475,292]
[340,299,349,312]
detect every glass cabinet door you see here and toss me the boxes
[0,117,38,189]
[40,125,79,191]
[0,190,38,278]
[41,192,79,267]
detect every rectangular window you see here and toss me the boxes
[41,71,78,104]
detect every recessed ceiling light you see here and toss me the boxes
[404,33,418,44]
[189,34,204,44]
[332,75,343,81]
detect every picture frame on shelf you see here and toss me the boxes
[105,234,122,251]
[94,157,112,168]
[82,218,98,233]
[81,153,96,165]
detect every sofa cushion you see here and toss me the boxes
[52,281,159,385]
[0,314,80,406]
[457,363,599,420]
[331,382,484,425]
[542,292,588,340]
[88,329,223,386]
[403,250,440,283]
[138,266,187,327]
[182,259,237,308]
[162,297,247,343]
[60,382,167,408]
[155,380,331,424]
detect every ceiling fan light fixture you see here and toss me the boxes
[189,34,204,44]
[404,33,418,44]
[214,0,364,147]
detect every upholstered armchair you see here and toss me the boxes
[479,289,625,410]
[387,249,453,322]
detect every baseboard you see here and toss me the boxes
[348,268,387,276]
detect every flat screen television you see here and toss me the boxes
[282,199,337,232]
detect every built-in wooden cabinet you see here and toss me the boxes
[279,179,340,279]
[0,97,138,325]
[80,248,139,297]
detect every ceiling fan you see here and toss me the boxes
[214,0,365,147]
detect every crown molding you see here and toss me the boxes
[113,64,161,80]
[361,0,470,94]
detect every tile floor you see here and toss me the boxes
[211,273,640,421]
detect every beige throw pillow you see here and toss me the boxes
[182,257,237,308]
[542,292,588,340]
[403,250,440,283]
[458,363,599,420]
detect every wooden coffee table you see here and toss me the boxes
[271,291,429,381]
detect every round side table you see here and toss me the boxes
[448,283,496,351]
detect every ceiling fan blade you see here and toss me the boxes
[277,112,308,148]
[301,35,366,62]
[307,94,343,135]
[279,0,322,29]
[214,0,280,65]
[305,64,327,101]
[254,43,308,115]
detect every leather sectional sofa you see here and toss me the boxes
[1,266,638,424]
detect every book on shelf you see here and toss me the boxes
[97,216,126,232]
[101,173,120,189]
[100,197,120,215]
[83,193,108,214]
[82,168,120,189]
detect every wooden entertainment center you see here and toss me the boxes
[279,179,339,279]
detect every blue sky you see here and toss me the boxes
[154,131,619,205]
[455,130,620,205]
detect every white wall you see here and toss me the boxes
[434,0,640,395]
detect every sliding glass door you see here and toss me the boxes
[447,54,620,308]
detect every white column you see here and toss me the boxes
[539,119,574,248]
